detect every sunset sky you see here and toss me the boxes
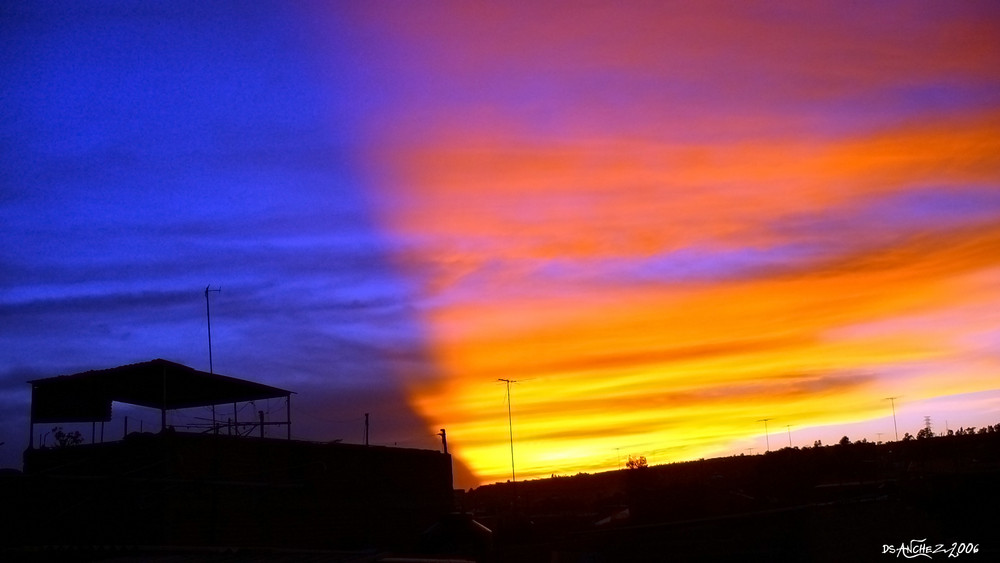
[3,1,1000,487]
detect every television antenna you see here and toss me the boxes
[205,285,221,374]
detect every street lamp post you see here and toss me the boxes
[884,397,900,441]
[498,378,518,482]
[757,418,773,452]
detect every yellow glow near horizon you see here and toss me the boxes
[402,222,1000,482]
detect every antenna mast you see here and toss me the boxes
[205,285,221,374]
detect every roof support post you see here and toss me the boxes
[28,384,35,449]
[286,394,291,440]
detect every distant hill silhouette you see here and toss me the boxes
[460,424,1000,562]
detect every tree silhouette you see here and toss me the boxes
[52,426,83,447]
[625,455,648,469]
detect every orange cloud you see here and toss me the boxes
[373,110,1000,292]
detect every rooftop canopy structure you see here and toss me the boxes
[28,358,293,446]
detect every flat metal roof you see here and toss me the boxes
[29,358,292,423]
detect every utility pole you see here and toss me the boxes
[757,418,773,452]
[364,413,370,446]
[498,378,518,483]
[884,397,900,441]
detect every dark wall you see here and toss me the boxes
[11,432,453,549]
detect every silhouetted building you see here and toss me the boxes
[27,358,294,442]
[11,360,454,551]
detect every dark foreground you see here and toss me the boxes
[2,430,998,562]
[466,431,1000,562]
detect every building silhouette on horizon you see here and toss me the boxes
[7,359,454,551]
